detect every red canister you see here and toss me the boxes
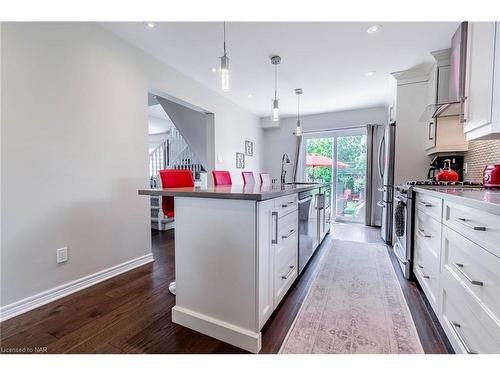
[483,164,500,188]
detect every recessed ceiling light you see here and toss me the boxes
[365,71,376,77]
[146,22,155,29]
[211,67,217,73]
[247,94,253,98]
[367,24,382,34]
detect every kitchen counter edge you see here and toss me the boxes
[138,183,330,201]
[412,186,500,216]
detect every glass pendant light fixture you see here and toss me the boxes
[219,22,231,92]
[270,55,281,122]
[295,88,303,136]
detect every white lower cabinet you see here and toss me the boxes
[414,192,500,353]
[257,194,298,329]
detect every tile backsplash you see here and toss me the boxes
[464,139,500,182]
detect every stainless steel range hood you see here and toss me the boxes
[421,22,468,121]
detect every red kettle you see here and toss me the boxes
[436,159,459,182]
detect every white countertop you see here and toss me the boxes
[412,187,500,215]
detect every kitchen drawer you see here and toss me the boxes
[414,209,441,258]
[415,192,442,221]
[413,240,440,311]
[441,268,500,354]
[275,193,298,218]
[442,225,500,326]
[275,210,298,270]
[274,249,298,307]
[443,200,500,258]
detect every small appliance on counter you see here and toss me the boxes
[427,155,464,181]
[483,164,500,188]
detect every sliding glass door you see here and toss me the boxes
[303,128,367,224]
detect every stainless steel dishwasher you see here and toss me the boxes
[298,188,320,274]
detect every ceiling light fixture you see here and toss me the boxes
[365,70,376,76]
[146,22,155,29]
[367,24,382,34]
[270,55,282,122]
[295,88,303,137]
[211,67,217,73]
[219,22,231,92]
[247,94,253,98]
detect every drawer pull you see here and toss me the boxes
[422,275,430,279]
[453,263,484,286]
[455,217,486,231]
[417,228,431,238]
[281,201,295,208]
[271,211,278,244]
[449,320,478,354]
[282,265,295,280]
[417,263,424,269]
[418,201,433,207]
[281,229,296,239]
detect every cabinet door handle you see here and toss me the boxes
[455,217,486,231]
[282,265,295,280]
[453,263,483,286]
[418,201,433,207]
[281,228,296,239]
[449,320,478,354]
[428,122,434,140]
[417,228,431,238]
[422,275,430,279]
[281,201,295,208]
[417,263,424,269]
[271,211,278,244]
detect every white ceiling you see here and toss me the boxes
[102,22,460,118]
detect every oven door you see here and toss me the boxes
[393,194,411,278]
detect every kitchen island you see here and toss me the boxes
[138,183,328,353]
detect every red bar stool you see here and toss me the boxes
[212,170,232,186]
[159,169,194,296]
[260,173,271,185]
[242,171,255,185]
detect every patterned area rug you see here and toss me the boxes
[279,239,424,354]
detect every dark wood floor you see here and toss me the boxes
[0,223,451,354]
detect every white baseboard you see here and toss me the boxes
[172,305,261,353]
[0,253,154,322]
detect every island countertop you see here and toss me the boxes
[412,186,500,215]
[138,182,328,201]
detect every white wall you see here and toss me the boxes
[262,107,388,180]
[0,22,263,310]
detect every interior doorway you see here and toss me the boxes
[302,127,367,224]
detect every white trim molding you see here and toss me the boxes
[0,253,154,322]
[172,305,262,354]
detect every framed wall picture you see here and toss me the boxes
[245,140,253,156]
[236,152,245,169]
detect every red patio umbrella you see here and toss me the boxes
[306,154,349,168]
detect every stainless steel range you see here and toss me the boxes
[393,180,483,279]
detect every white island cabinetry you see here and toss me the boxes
[169,192,299,353]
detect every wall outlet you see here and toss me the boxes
[56,247,68,264]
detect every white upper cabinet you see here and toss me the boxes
[464,22,500,140]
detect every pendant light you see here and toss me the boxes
[270,55,281,122]
[295,88,303,136]
[219,22,231,92]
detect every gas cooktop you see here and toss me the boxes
[405,180,483,187]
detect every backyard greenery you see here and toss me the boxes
[306,135,367,194]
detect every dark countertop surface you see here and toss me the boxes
[138,183,329,201]
[413,186,500,215]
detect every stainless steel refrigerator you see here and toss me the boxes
[377,122,396,244]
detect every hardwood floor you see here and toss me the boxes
[0,223,451,354]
